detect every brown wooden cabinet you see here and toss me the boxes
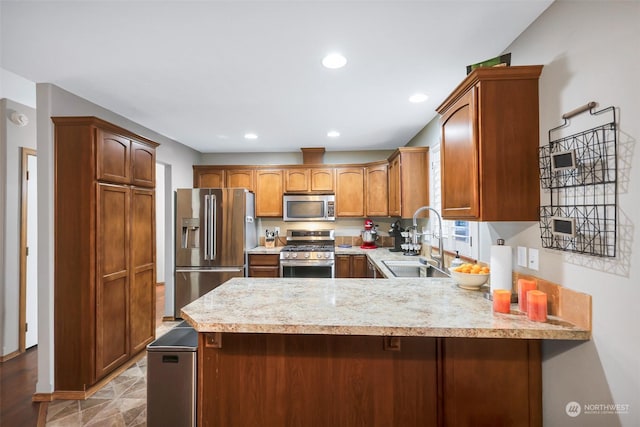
[365,161,388,217]
[255,169,284,217]
[248,254,280,277]
[198,334,540,426]
[441,338,541,426]
[387,147,429,218]
[193,166,225,188]
[436,65,543,221]
[226,168,254,191]
[285,168,334,193]
[52,117,157,396]
[335,254,367,278]
[335,167,364,217]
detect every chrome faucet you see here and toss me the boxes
[412,206,444,270]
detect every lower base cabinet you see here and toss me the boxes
[335,254,368,278]
[248,254,280,277]
[198,334,541,427]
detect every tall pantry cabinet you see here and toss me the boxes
[53,117,158,396]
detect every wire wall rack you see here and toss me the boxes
[538,102,617,257]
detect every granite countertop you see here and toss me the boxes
[181,277,591,340]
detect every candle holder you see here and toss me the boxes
[517,279,537,313]
[527,290,548,322]
[492,289,511,314]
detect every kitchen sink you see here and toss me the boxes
[381,260,451,278]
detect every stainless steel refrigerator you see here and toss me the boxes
[174,188,257,318]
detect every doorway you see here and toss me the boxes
[19,148,38,351]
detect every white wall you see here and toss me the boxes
[506,2,639,426]
[410,2,639,425]
[0,68,36,108]
[0,98,37,357]
[35,83,200,393]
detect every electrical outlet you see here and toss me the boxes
[528,248,539,270]
[274,226,280,236]
[517,246,527,267]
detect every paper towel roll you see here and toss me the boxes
[490,242,513,293]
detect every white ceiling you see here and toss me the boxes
[1,1,553,153]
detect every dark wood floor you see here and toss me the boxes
[0,284,166,427]
[0,345,41,426]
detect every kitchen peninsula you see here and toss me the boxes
[181,264,590,427]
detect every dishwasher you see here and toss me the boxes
[147,325,198,427]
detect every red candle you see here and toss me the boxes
[493,290,511,314]
[518,279,537,313]
[527,290,548,322]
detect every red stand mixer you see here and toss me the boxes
[360,219,378,249]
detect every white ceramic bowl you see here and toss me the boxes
[449,270,490,290]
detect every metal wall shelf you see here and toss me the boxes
[539,103,617,257]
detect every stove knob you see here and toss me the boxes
[284,253,289,259]
[292,253,298,258]
[304,253,310,259]
[325,253,330,259]
[316,253,322,259]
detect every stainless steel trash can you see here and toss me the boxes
[147,327,198,427]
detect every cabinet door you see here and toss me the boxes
[284,169,310,192]
[226,169,255,191]
[97,130,131,184]
[248,254,280,277]
[335,255,351,278]
[195,168,225,188]
[335,168,364,217]
[131,141,155,188]
[440,88,479,219]
[256,170,284,217]
[365,163,388,217]
[96,184,130,379]
[441,338,541,426]
[130,188,156,355]
[388,155,401,217]
[310,168,334,192]
[351,255,368,278]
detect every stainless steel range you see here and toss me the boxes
[280,229,335,278]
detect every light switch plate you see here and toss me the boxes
[517,246,527,267]
[528,248,539,270]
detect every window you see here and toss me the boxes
[428,143,478,259]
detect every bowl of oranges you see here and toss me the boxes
[449,263,490,290]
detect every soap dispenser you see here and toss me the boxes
[450,251,464,269]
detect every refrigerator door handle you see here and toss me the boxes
[211,194,217,261]
[203,194,210,260]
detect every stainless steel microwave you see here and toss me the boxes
[283,194,335,222]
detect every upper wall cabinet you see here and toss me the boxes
[365,161,388,217]
[226,168,255,192]
[255,169,284,217]
[335,167,365,217]
[193,166,225,188]
[284,168,334,193]
[96,130,156,188]
[436,65,543,221]
[387,147,429,219]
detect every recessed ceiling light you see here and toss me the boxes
[327,130,340,138]
[409,93,429,103]
[322,53,347,69]
[244,133,258,140]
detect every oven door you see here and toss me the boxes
[280,260,335,278]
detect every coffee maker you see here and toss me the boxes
[388,220,404,252]
[360,219,378,249]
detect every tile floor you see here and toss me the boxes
[45,321,181,426]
